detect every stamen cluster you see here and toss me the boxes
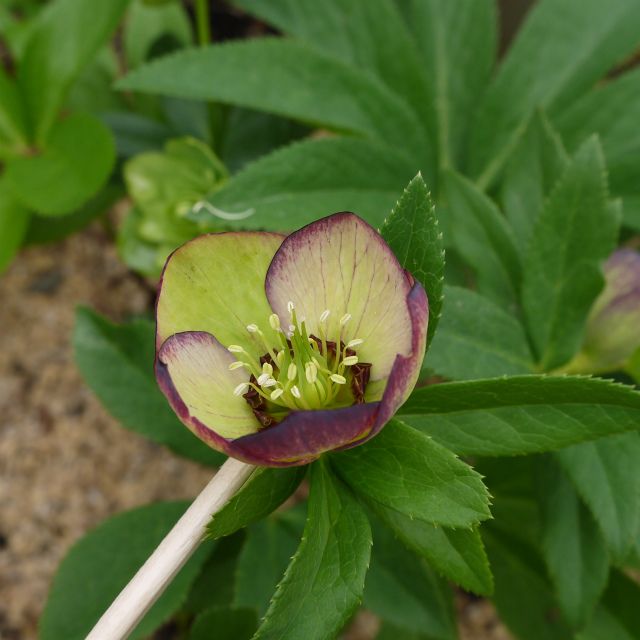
[228,302,370,425]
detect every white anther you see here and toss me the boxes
[291,385,301,399]
[246,323,259,333]
[305,362,318,383]
[233,382,249,396]
[228,361,246,371]
[257,373,271,386]
[227,345,244,353]
[270,388,284,400]
[346,338,364,348]
[262,377,277,388]
[287,301,295,313]
[287,363,298,380]
[269,313,281,330]
[330,373,347,385]
[339,313,352,326]
[343,355,359,366]
[288,324,296,333]
[262,362,273,376]
[319,309,330,322]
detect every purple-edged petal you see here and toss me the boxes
[225,281,428,466]
[156,332,258,445]
[230,402,380,467]
[265,213,413,381]
[156,232,283,350]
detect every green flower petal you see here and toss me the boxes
[157,331,258,440]
[157,232,283,352]
[266,213,413,381]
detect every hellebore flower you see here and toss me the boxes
[155,212,428,467]
[566,249,640,374]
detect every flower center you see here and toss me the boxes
[227,302,371,427]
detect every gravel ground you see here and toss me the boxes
[0,224,511,640]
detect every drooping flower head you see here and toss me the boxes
[155,213,428,467]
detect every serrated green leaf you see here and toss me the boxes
[334,419,491,528]
[554,68,640,210]
[73,308,224,466]
[5,112,115,216]
[483,526,572,640]
[207,466,306,540]
[234,515,303,618]
[17,0,130,142]
[402,0,496,172]
[555,432,640,559]
[0,176,29,273]
[117,38,429,161]
[190,607,258,640]
[535,456,609,628]
[425,285,534,380]
[469,0,640,187]
[371,501,492,596]
[364,518,457,639]
[522,137,619,370]
[381,174,443,348]
[501,110,569,252]
[124,0,192,69]
[40,502,212,640]
[399,375,640,457]
[441,170,520,307]
[232,0,438,182]
[192,137,416,231]
[252,462,371,640]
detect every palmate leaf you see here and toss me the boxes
[381,174,444,348]
[190,137,417,232]
[399,0,497,172]
[334,419,491,528]
[117,38,429,162]
[535,456,609,629]
[469,0,640,187]
[231,0,438,182]
[425,285,534,380]
[399,375,640,457]
[521,137,619,370]
[251,461,371,640]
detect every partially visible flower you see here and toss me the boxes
[155,213,428,467]
[568,249,640,374]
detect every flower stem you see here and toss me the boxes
[85,458,255,640]
[194,0,211,46]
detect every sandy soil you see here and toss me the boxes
[0,224,511,640]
